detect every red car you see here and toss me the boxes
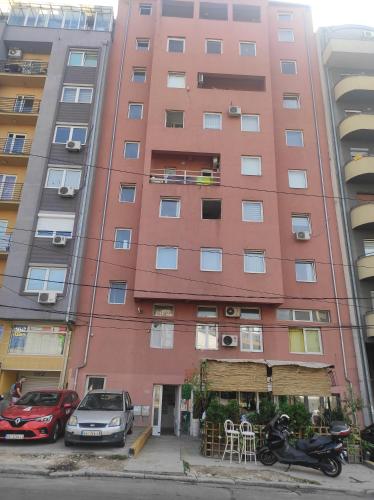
[0,389,79,443]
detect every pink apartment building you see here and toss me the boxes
[66,0,363,434]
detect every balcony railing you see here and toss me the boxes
[0,97,40,114]
[0,233,12,253]
[0,182,23,203]
[0,138,32,156]
[0,60,48,76]
[150,170,221,186]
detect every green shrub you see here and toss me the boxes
[205,398,240,424]
[279,401,310,432]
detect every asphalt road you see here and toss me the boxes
[0,475,366,500]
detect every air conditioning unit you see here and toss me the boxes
[222,335,238,347]
[295,231,311,241]
[66,141,82,152]
[225,306,241,318]
[52,235,67,246]
[8,48,22,59]
[38,292,57,304]
[58,186,75,198]
[228,106,241,117]
[363,30,374,39]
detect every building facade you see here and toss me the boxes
[318,24,374,422]
[0,2,113,395]
[68,0,364,434]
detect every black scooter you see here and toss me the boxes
[258,413,350,477]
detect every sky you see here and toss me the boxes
[0,0,373,30]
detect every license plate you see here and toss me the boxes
[82,430,102,437]
[5,434,24,440]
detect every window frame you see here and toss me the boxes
[136,38,150,51]
[53,125,88,145]
[281,60,297,75]
[239,41,256,57]
[128,103,144,120]
[205,38,223,54]
[200,248,223,272]
[150,322,174,349]
[278,29,295,42]
[289,327,323,355]
[244,250,266,274]
[167,37,185,53]
[283,94,300,109]
[242,201,264,223]
[61,86,93,104]
[197,306,218,318]
[114,228,132,250]
[36,212,75,238]
[25,266,67,293]
[278,11,293,22]
[108,281,127,304]
[139,3,152,15]
[119,184,136,203]
[203,112,222,130]
[241,114,260,132]
[286,129,304,147]
[159,198,181,218]
[45,167,81,189]
[241,156,262,176]
[295,260,316,283]
[68,50,98,67]
[165,109,184,128]
[156,246,178,270]
[153,304,175,317]
[132,67,146,83]
[292,214,311,234]
[167,72,186,88]
[195,323,219,350]
[240,325,263,352]
[124,141,140,159]
[288,170,308,189]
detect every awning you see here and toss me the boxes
[203,359,268,392]
[272,365,332,396]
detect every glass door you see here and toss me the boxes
[4,134,25,154]
[0,220,8,251]
[14,96,34,113]
[152,384,163,436]
[0,175,16,200]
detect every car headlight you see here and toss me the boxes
[68,415,78,426]
[36,415,53,423]
[108,416,122,427]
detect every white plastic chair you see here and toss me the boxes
[222,419,241,463]
[240,421,256,464]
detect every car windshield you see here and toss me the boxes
[79,393,123,411]
[16,391,61,407]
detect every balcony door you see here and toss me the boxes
[14,96,34,113]
[4,133,26,154]
[0,175,16,200]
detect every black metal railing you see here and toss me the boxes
[0,233,12,253]
[0,138,32,155]
[0,97,41,114]
[0,182,23,203]
[0,60,48,76]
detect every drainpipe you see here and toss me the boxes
[73,1,133,390]
[59,327,72,389]
[315,29,374,423]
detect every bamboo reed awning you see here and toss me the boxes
[204,359,268,392]
[272,365,332,396]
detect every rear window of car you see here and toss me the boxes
[16,392,61,406]
[79,393,123,411]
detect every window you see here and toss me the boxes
[140,4,152,15]
[240,308,261,320]
[295,261,316,282]
[288,170,307,189]
[242,201,263,222]
[195,324,218,350]
[283,94,300,109]
[120,185,136,203]
[45,168,81,189]
[156,246,178,269]
[36,213,75,238]
[0,174,16,200]
[364,240,374,256]
[53,126,87,145]
[68,51,98,67]
[167,37,185,53]
[241,156,261,176]
[108,281,127,304]
[4,133,25,154]
[150,322,174,349]
[197,306,218,318]
[200,2,228,20]
[281,60,297,74]
[25,267,67,293]
[86,376,105,392]
[244,251,265,273]
[286,130,304,147]
[277,309,330,323]
[233,4,261,22]
[132,68,146,82]
[153,304,175,317]
[61,86,93,104]
[202,199,221,219]
[165,110,184,128]
[200,248,222,271]
[241,114,260,132]
[278,12,293,22]
[289,328,322,354]
[206,39,222,54]
[167,72,186,89]
[114,229,132,249]
[292,215,311,234]
[239,41,256,56]
[128,103,143,120]
[8,325,66,356]
[162,0,194,18]
[124,142,140,159]
[136,38,150,51]
[350,147,369,160]
[240,326,263,352]
[204,112,222,130]
[278,29,294,42]
[160,198,180,218]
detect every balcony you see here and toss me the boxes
[366,311,374,338]
[339,113,374,140]
[0,60,48,88]
[351,203,374,229]
[323,38,374,69]
[0,97,40,125]
[357,255,374,280]
[150,169,220,186]
[345,155,374,183]
[0,233,12,258]
[0,182,23,208]
[0,137,32,166]
[335,75,374,103]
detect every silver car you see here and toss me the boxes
[64,390,134,447]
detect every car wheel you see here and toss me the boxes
[48,421,61,443]
[64,440,72,447]
[114,433,126,447]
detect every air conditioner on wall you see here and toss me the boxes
[52,235,67,246]
[58,186,75,198]
[66,141,82,152]
[38,292,57,304]
[295,231,311,241]
[228,106,241,117]
[225,306,241,318]
[222,335,238,347]
[8,48,22,59]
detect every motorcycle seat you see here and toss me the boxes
[296,435,331,452]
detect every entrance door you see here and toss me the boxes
[152,384,163,436]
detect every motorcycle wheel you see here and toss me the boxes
[321,458,342,478]
[258,450,278,466]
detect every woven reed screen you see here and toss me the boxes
[272,365,331,396]
[205,361,268,392]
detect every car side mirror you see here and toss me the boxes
[64,403,72,409]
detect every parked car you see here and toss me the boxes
[65,390,134,447]
[0,389,79,443]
